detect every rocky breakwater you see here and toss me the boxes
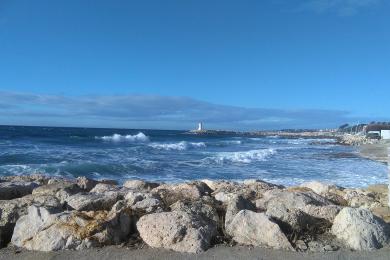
[1,176,390,253]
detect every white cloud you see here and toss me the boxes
[0,91,375,130]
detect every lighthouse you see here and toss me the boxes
[197,122,204,131]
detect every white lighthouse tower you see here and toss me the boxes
[197,122,204,131]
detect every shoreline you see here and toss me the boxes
[1,175,390,258]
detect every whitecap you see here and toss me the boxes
[149,141,206,151]
[96,132,149,142]
[208,148,276,164]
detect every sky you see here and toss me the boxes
[0,0,389,130]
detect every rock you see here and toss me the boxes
[300,181,338,196]
[66,192,121,211]
[225,195,255,234]
[371,206,390,223]
[0,174,49,185]
[132,198,164,214]
[343,189,380,209]
[266,203,314,233]
[227,210,293,250]
[214,191,236,203]
[262,190,340,223]
[123,180,159,190]
[76,177,98,191]
[137,210,217,253]
[152,182,210,206]
[331,207,390,250]
[11,205,134,251]
[32,182,82,203]
[0,181,39,200]
[170,199,219,225]
[0,195,63,247]
[90,183,121,193]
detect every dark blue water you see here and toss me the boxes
[0,125,387,187]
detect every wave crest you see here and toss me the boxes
[149,141,206,151]
[210,148,276,163]
[96,132,149,142]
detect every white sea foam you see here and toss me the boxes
[149,141,206,151]
[209,148,276,163]
[96,132,149,142]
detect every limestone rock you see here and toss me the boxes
[137,210,216,253]
[123,179,159,190]
[66,192,121,211]
[11,205,133,251]
[32,182,82,203]
[0,195,62,247]
[225,195,255,234]
[152,182,210,206]
[300,181,337,195]
[0,181,39,200]
[76,177,98,191]
[227,210,293,250]
[331,207,390,250]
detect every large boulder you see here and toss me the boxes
[152,182,211,206]
[261,190,340,223]
[11,205,134,251]
[66,192,121,211]
[227,210,293,250]
[331,207,390,250]
[299,181,338,196]
[123,180,159,190]
[225,195,255,233]
[76,177,99,191]
[0,195,62,247]
[32,182,82,203]
[0,174,49,185]
[137,210,217,253]
[0,181,39,200]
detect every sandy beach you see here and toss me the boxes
[359,141,390,164]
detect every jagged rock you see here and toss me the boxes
[214,191,236,203]
[0,174,49,185]
[331,207,390,250]
[76,177,99,191]
[170,199,219,225]
[11,205,134,251]
[90,183,121,193]
[227,210,293,250]
[0,194,63,247]
[261,190,340,223]
[123,179,159,190]
[32,182,82,203]
[371,206,390,223]
[66,192,121,211]
[343,189,380,209]
[300,181,338,195]
[266,203,314,233]
[0,181,39,200]
[152,182,210,206]
[225,195,255,234]
[137,210,217,253]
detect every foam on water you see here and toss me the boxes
[149,141,206,151]
[96,132,149,142]
[209,148,277,164]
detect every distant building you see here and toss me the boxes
[365,124,390,140]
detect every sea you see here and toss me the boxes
[0,125,387,188]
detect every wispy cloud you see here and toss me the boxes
[0,91,374,130]
[290,0,383,16]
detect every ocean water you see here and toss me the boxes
[0,126,387,188]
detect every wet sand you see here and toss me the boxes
[1,245,390,260]
[358,141,389,164]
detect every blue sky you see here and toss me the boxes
[0,0,389,130]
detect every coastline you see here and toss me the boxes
[358,141,390,164]
[1,175,390,259]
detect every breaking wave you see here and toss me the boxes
[96,132,149,142]
[149,141,206,151]
[209,148,276,163]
